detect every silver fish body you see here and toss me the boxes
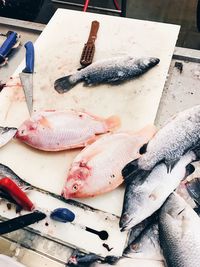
[123,105,200,178]
[54,56,160,93]
[159,192,200,267]
[120,151,196,231]
[123,223,163,261]
[0,126,17,148]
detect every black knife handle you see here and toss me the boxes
[0,211,46,235]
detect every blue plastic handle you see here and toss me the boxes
[23,41,34,74]
[50,208,75,223]
[0,32,18,59]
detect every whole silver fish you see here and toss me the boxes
[0,126,17,148]
[159,192,200,267]
[122,105,200,179]
[54,56,160,93]
[123,223,163,261]
[120,151,196,231]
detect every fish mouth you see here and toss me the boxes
[120,217,133,232]
[61,188,72,199]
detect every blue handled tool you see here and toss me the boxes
[19,41,34,115]
[0,31,19,65]
[50,208,75,223]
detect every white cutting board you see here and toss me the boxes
[0,9,180,216]
[0,9,180,262]
[0,9,179,260]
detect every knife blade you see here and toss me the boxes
[0,211,46,235]
[19,41,34,116]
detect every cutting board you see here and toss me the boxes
[0,9,180,257]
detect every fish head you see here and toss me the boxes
[15,120,38,142]
[131,57,160,69]
[63,162,91,198]
[119,191,147,231]
[67,251,101,266]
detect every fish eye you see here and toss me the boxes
[72,184,78,191]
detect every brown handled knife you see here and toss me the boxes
[80,20,100,68]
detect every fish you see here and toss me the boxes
[123,223,163,261]
[67,251,119,267]
[62,125,156,198]
[159,192,200,267]
[0,126,17,148]
[54,56,160,93]
[122,105,200,179]
[15,110,120,151]
[120,151,196,231]
[0,254,26,267]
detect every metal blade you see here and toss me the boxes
[19,72,33,115]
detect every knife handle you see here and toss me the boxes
[23,41,34,74]
[87,20,100,43]
[0,32,18,63]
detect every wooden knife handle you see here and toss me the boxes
[87,20,100,43]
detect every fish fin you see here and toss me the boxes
[85,135,100,146]
[165,159,179,173]
[38,116,52,129]
[135,124,157,140]
[105,115,121,131]
[139,143,148,155]
[184,163,195,179]
[54,75,76,94]
[122,159,139,180]
[185,178,200,205]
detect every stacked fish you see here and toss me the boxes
[67,105,200,267]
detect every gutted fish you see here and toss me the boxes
[120,151,196,231]
[15,110,120,151]
[62,125,156,198]
[0,126,17,148]
[123,105,200,179]
[54,56,160,93]
[159,192,200,267]
[123,223,163,261]
[0,255,26,267]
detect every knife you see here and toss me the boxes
[0,31,19,66]
[19,41,34,116]
[0,211,46,235]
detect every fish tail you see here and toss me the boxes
[186,178,200,205]
[54,75,76,94]
[105,115,121,131]
[136,124,157,140]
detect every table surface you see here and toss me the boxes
[0,13,197,267]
